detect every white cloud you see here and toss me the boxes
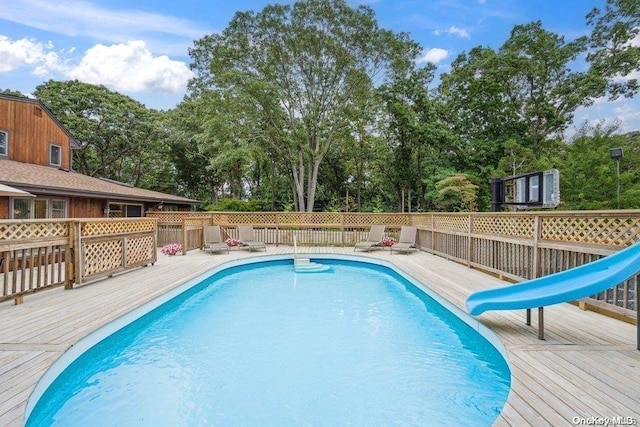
[416,48,449,65]
[434,26,470,39]
[0,35,62,73]
[68,41,193,93]
[447,26,470,39]
[0,0,210,56]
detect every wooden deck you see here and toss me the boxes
[1,246,638,426]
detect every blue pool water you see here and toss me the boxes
[27,258,510,426]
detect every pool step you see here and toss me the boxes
[294,258,331,273]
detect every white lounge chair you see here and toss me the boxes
[354,225,386,252]
[391,226,417,254]
[203,225,229,254]
[238,225,267,251]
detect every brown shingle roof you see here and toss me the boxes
[0,159,199,205]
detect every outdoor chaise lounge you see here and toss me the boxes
[203,225,229,254]
[390,226,417,254]
[238,225,267,252]
[354,224,386,252]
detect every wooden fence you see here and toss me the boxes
[148,210,640,321]
[0,218,157,303]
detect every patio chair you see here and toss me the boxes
[354,225,386,252]
[390,226,417,254]
[238,225,267,252]
[203,225,229,254]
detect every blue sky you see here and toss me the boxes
[1,0,638,136]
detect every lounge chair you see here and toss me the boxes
[238,225,267,252]
[203,225,229,254]
[354,225,386,252]
[391,226,417,254]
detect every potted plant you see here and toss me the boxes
[382,236,396,247]
[225,238,241,247]
[161,243,182,256]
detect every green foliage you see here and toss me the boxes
[434,173,479,212]
[187,0,419,211]
[33,80,178,195]
[209,198,263,212]
[1,88,26,97]
[587,0,640,99]
[5,3,638,214]
[559,123,640,209]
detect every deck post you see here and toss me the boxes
[526,308,531,325]
[538,307,545,340]
[634,276,640,350]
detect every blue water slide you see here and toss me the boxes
[466,242,640,316]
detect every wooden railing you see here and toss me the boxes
[148,210,640,321]
[0,218,157,303]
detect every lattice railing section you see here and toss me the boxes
[472,215,535,238]
[79,219,157,283]
[81,219,156,237]
[541,215,640,247]
[227,212,278,225]
[432,215,468,232]
[83,240,123,278]
[0,221,68,240]
[278,212,342,226]
[126,236,155,266]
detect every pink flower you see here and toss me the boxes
[225,238,241,247]
[382,236,396,247]
[161,243,182,255]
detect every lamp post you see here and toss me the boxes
[609,148,623,209]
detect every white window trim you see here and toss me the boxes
[49,143,62,167]
[0,129,8,157]
[10,197,68,219]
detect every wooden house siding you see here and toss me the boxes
[69,197,104,218]
[0,199,7,218]
[0,97,71,169]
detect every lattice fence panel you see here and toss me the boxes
[226,213,278,225]
[83,240,123,277]
[433,215,468,232]
[541,216,640,246]
[126,236,155,266]
[410,214,433,227]
[278,212,342,225]
[81,219,156,237]
[342,213,409,226]
[146,212,209,223]
[473,215,535,238]
[0,221,68,240]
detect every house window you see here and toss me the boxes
[0,130,7,156]
[50,144,62,167]
[108,203,143,218]
[51,200,66,218]
[11,198,67,219]
[13,198,31,219]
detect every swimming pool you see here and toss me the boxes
[26,256,510,426]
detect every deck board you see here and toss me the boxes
[1,246,638,426]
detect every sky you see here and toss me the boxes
[1,0,639,136]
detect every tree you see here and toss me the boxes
[188,0,418,211]
[34,80,172,190]
[434,173,479,212]
[559,122,640,209]
[587,0,640,99]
